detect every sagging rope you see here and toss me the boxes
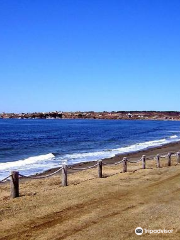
[159,155,167,158]
[19,167,63,179]
[0,175,11,183]
[1,151,180,183]
[160,152,176,158]
[102,159,124,166]
[114,159,125,165]
[127,158,143,163]
[68,162,99,171]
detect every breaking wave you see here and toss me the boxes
[0,135,179,180]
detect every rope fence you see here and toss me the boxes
[68,162,99,171]
[1,151,180,198]
[0,175,12,183]
[19,167,63,179]
[127,158,143,163]
[102,159,124,166]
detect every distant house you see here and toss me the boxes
[127,113,133,118]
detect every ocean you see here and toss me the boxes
[0,119,180,180]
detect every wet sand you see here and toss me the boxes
[41,140,180,175]
[1,141,180,240]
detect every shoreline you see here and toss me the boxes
[1,118,180,122]
[39,140,180,176]
[1,110,180,120]
[1,140,180,181]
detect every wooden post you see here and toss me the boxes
[98,160,102,178]
[10,171,19,198]
[123,157,127,173]
[156,154,160,168]
[167,153,171,166]
[62,164,67,187]
[177,152,180,164]
[142,155,146,169]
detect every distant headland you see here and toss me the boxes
[1,111,180,120]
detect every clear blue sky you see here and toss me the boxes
[1,0,180,113]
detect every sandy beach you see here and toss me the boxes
[1,0,180,239]
[1,142,180,240]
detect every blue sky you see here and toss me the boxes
[1,0,180,112]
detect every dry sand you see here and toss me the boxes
[1,142,180,240]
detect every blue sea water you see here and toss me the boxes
[0,119,180,179]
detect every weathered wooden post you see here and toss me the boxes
[62,164,67,186]
[123,157,127,173]
[177,152,180,164]
[167,153,171,166]
[10,171,19,198]
[98,160,102,178]
[142,155,146,169]
[156,154,160,168]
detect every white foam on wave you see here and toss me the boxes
[1,135,180,180]
[59,135,180,165]
[0,153,57,180]
[0,153,55,171]
[170,135,178,139]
